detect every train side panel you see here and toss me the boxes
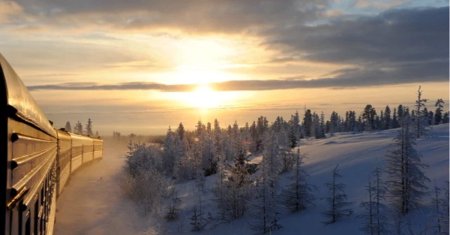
[81,137,94,164]
[1,53,58,235]
[93,139,103,159]
[56,130,71,197]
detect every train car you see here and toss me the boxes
[68,133,87,173]
[55,129,71,197]
[93,138,103,160]
[1,54,58,234]
[81,137,94,164]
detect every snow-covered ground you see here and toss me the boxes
[54,138,158,235]
[54,124,449,235]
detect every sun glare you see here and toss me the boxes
[160,83,244,111]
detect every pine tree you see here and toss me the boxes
[288,111,301,148]
[384,106,391,130]
[64,121,72,132]
[282,148,314,213]
[220,150,251,220]
[323,165,352,224]
[74,121,83,135]
[363,104,377,131]
[385,116,429,214]
[435,99,445,125]
[86,118,93,136]
[303,109,313,137]
[415,86,428,138]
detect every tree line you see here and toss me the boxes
[63,118,99,137]
[122,87,448,234]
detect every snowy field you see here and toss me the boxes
[54,124,449,235]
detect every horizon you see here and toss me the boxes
[1,0,448,135]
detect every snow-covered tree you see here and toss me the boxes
[359,167,389,235]
[162,127,178,176]
[434,98,445,125]
[251,132,282,233]
[385,115,429,214]
[323,165,352,224]
[303,109,313,137]
[383,106,392,130]
[64,121,72,132]
[124,144,167,215]
[432,183,449,235]
[282,148,314,213]
[414,86,428,138]
[288,111,301,148]
[218,150,252,220]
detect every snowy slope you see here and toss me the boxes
[54,124,449,235]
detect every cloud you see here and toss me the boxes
[13,0,327,33]
[265,7,448,64]
[28,60,448,93]
[28,82,195,91]
[0,1,23,23]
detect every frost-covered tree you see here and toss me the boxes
[385,115,429,214]
[434,99,445,125]
[162,127,178,176]
[323,165,352,224]
[415,86,428,138]
[383,106,392,130]
[359,167,389,235]
[64,121,72,132]
[288,111,301,148]
[303,109,313,137]
[282,148,314,213]
[329,111,340,135]
[251,132,282,233]
[124,144,167,215]
[218,150,252,220]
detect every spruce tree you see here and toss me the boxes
[435,99,445,125]
[282,148,314,212]
[414,86,428,138]
[385,115,429,214]
[86,118,93,136]
[64,121,72,132]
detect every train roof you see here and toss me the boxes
[0,53,56,137]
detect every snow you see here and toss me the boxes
[54,124,449,235]
[54,138,158,235]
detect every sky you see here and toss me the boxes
[0,0,448,135]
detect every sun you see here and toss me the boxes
[186,84,222,110]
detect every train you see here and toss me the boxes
[0,53,104,235]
